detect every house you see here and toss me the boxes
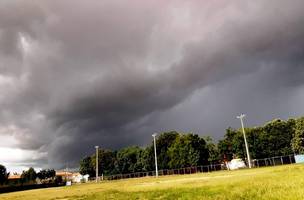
[226,158,246,170]
[8,174,21,180]
[7,174,22,184]
[55,171,89,183]
[55,171,73,180]
[71,173,89,183]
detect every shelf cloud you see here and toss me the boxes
[0,0,304,169]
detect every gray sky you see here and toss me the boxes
[0,0,304,172]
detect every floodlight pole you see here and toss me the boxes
[152,133,158,177]
[237,114,252,168]
[95,145,99,182]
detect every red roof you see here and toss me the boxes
[8,174,21,179]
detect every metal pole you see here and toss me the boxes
[95,146,99,183]
[265,158,267,166]
[237,114,252,168]
[152,133,158,177]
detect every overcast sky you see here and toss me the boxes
[1,0,304,172]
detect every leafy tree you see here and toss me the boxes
[92,149,116,175]
[154,131,179,170]
[54,175,63,185]
[168,133,208,168]
[219,119,295,161]
[245,127,265,158]
[204,136,220,163]
[292,117,304,154]
[79,156,95,177]
[140,146,154,171]
[46,169,56,179]
[261,119,294,157]
[37,169,47,180]
[80,149,117,177]
[0,164,9,185]
[37,169,56,182]
[115,146,142,173]
[139,131,179,171]
[218,128,241,160]
[21,167,37,183]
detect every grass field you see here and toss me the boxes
[1,164,304,200]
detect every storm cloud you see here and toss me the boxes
[1,0,304,169]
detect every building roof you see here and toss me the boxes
[56,171,73,176]
[8,174,21,179]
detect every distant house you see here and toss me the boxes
[55,171,89,183]
[55,171,73,180]
[72,173,89,183]
[8,174,21,180]
[7,174,22,184]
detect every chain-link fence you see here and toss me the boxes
[251,154,295,167]
[94,154,296,181]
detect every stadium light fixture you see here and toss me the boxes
[95,145,99,182]
[237,114,252,168]
[152,133,159,177]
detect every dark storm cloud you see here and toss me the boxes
[0,0,304,168]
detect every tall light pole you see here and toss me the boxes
[237,114,252,168]
[95,145,99,182]
[152,133,158,177]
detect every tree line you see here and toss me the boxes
[0,166,61,188]
[80,132,210,177]
[80,116,304,177]
[1,116,303,181]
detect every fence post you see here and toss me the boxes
[280,156,283,165]
[289,155,292,164]
[272,157,275,166]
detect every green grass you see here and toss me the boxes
[1,164,304,200]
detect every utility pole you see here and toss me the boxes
[237,114,252,168]
[95,146,99,182]
[152,133,158,177]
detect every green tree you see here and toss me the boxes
[140,146,154,171]
[46,169,56,179]
[219,119,295,161]
[0,164,9,185]
[292,117,304,154]
[37,169,56,182]
[155,131,179,169]
[261,119,294,157]
[21,167,37,183]
[79,156,95,177]
[168,133,208,168]
[115,146,142,173]
[91,149,116,175]
[37,169,47,180]
[218,128,242,160]
[204,136,220,163]
[140,131,179,171]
